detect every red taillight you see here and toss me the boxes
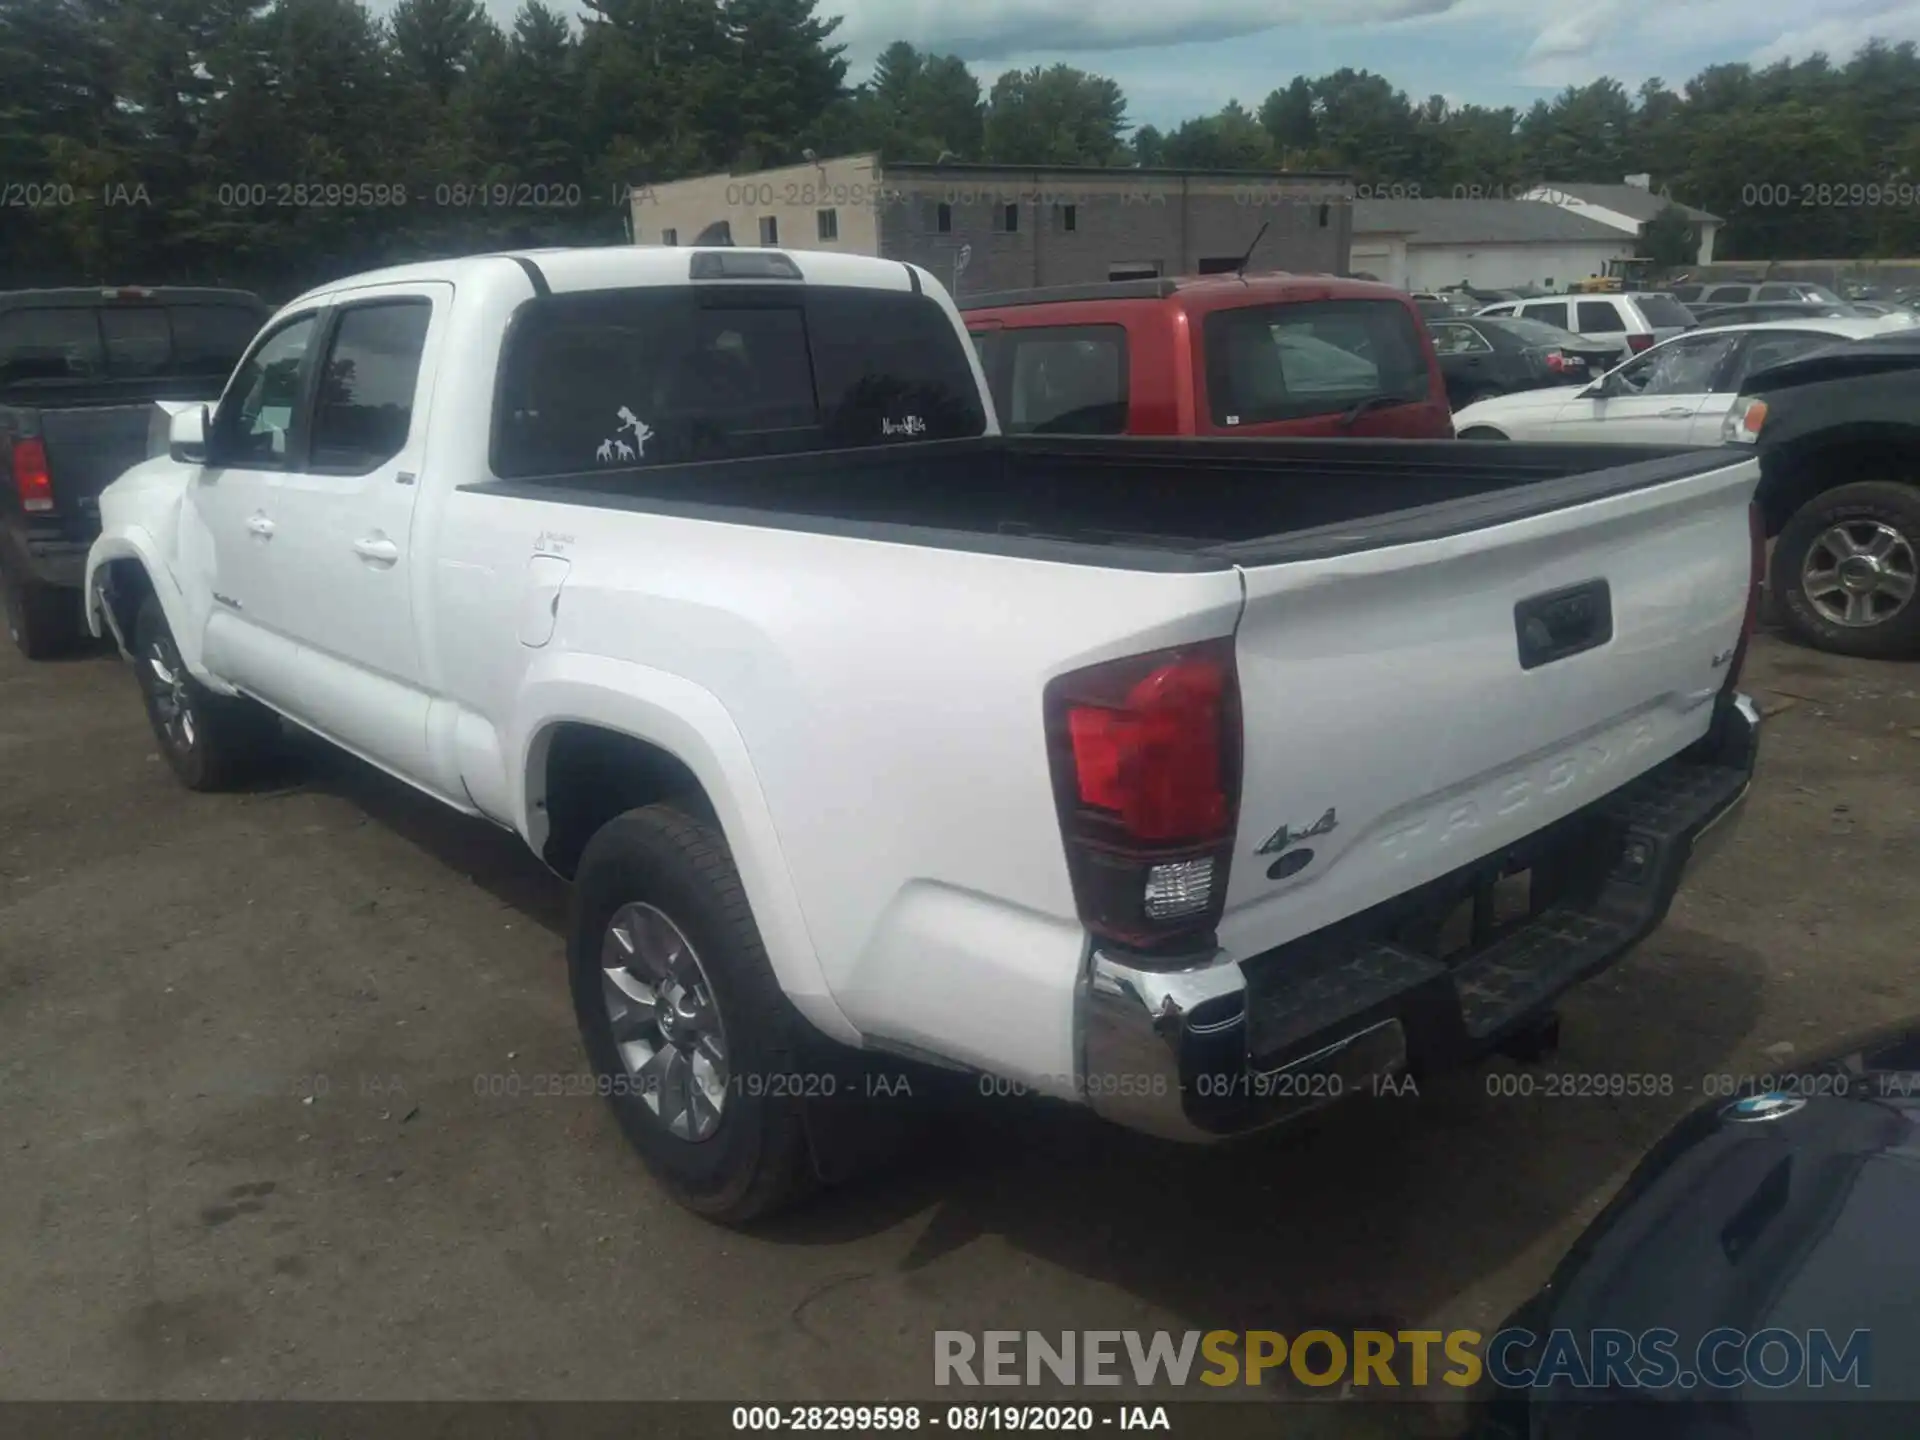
[1046,639,1241,952]
[1544,350,1567,373]
[1626,333,1655,354]
[12,437,52,513]
[1724,502,1765,695]
[1067,660,1229,840]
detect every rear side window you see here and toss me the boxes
[492,284,986,477]
[972,324,1128,434]
[309,300,433,472]
[1577,301,1625,333]
[1634,295,1696,328]
[1706,285,1749,302]
[1736,330,1843,382]
[1519,301,1569,329]
[1203,300,1429,426]
[1756,285,1796,302]
[1669,285,1703,303]
[1428,322,1492,355]
[0,308,105,384]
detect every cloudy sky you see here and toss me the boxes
[471,0,1920,126]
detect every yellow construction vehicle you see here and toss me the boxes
[1569,257,1655,293]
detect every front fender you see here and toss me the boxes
[83,529,186,659]
[84,461,232,690]
[512,652,857,1046]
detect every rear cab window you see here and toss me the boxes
[0,300,263,389]
[970,324,1128,434]
[1201,299,1430,428]
[492,283,987,477]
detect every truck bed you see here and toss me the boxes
[466,435,1739,571]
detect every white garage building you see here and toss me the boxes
[1350,199,1637,293]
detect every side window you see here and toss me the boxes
[1705,285,1749,303]
[987,325,1128,435]
[1520,301,1569,329]
[1735,331,1841,383]
[100,308,172,377]
[1577,301,1626,333]
[1755,284,1796,302]
[1616,334,1744,397]
[1429,323,1492,355]
[1669,285,1703,303]
[211,314,319,467]
[308,301,433,473]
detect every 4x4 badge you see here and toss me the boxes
[1257,807,1337,856]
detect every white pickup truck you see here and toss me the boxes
[86,246,1763,1222]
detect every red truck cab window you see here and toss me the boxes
[963,275,1451,440]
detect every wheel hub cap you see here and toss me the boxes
[599,902,730,1143]
[1802,520,1917,628]
[145,639,197,751]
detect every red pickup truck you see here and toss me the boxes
[958,273,1454,439]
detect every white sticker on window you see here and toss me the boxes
[882,415,927,437]
[597,407,655,463]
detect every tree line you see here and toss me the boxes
[3,0,1918,298]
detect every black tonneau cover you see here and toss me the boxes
[462,434,1743,572]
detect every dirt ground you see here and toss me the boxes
[2,625,1916,1426]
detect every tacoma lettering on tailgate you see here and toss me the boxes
[1373,714,1664,866]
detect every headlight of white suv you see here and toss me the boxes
[1721,396,1768,445]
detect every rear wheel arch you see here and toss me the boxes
[515,677,853,1045]
[530,721,715,879]
[94,555,157,651]
[1758,425,1920,537]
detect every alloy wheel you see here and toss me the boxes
[1801,520,1918,628]
[600,902,731,1142]
[144,634,197,752]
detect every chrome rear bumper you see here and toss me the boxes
[1076,693,1759,1144]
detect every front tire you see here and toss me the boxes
[3,569,82,660]
[131,595,279,789]
[569,804,816,1223]
[1770,481,1920,659]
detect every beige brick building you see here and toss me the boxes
[629,153,1355,297]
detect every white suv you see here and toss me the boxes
[1475,292,1696,363]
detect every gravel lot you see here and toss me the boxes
[3,626,1916,1425]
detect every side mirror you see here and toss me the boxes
[169,405,209,465]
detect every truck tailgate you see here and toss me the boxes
[38,403,161,527]
[1218,452,1757,959]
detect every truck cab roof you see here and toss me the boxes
[283,247,929,313]
[957,271,1405,315]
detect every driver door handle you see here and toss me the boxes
[352,536,400,565]
[246,514,275,539]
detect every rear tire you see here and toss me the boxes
[1456,425,1509,440]
[131,595,280,789]
[1770,482,1920,660]
[3,569,82,660]
[569,804,817,1224]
